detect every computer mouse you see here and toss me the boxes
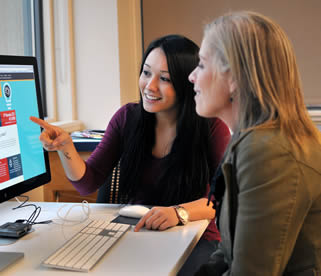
[118,205,150,218]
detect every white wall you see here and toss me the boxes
[73,0,121,130]
[44,0,122,130]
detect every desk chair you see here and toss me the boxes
[96,161,128,204]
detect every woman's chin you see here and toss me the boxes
[196,105,212,118]
[142,101,156,113]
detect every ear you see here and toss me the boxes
[227,73,237,94]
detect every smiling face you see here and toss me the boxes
[139,48,177,117]
[188,38,235,128]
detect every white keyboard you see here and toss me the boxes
[42,220,131,272]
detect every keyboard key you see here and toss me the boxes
[81,237,116,271]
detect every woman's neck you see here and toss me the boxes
[155,108,177,128]
[152,112,177,158]
[220,99,239,133]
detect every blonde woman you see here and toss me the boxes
[189,11,321,276]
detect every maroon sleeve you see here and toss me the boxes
[202,118,230,241]
[203,118,230,198]
[209,118,231,170]
[70,103,136,195]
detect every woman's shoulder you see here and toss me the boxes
[233,128,321,194]
[111,102,139,121]
[237,128,321,167]
[237,128,291,152]
[108,102,140,131]
[115,102,139,116]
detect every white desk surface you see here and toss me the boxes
[0,201,209,276]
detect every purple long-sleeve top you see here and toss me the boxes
[70,103,230,241]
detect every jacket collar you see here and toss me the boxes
[229,129,254,153]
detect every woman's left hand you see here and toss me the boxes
[134,206,179,232]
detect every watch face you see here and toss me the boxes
[178,209,188,220]
[177,207,189,224]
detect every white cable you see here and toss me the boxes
[53,200,91,225]
[51,200,91,241]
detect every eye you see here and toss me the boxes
[160,76,171,82]
[198,62,204,69]
[142,70,151,77]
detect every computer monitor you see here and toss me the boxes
[0,55,50,204]
[0,55,51,272]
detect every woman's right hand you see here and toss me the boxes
[30,116,73,152]
[30,116,86,181]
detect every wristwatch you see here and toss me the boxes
[173,205,189,225]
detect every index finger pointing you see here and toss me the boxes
[30,116,53,130]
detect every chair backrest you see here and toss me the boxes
[96,161,129,204]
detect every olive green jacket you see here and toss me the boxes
[213,128,321,275]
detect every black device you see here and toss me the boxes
[0,55,51,270]
[0,222,32,238]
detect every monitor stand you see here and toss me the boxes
[0,251,24,272]
[0,236,26,272]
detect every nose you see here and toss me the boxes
[188,68,196,84]
[146,76,158,92]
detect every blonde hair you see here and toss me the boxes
[204,11,321,150]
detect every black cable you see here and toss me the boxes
[12,195,52,225]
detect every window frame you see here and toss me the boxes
[33,0,47,116]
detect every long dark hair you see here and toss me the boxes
[120,35,213,206]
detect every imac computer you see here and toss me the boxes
[0,55,51,271]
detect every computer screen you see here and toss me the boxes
[0,55,50,204]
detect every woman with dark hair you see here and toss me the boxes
[119,34,223,208]
[31,34,230,273]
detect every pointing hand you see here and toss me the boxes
[30,116,73,151]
